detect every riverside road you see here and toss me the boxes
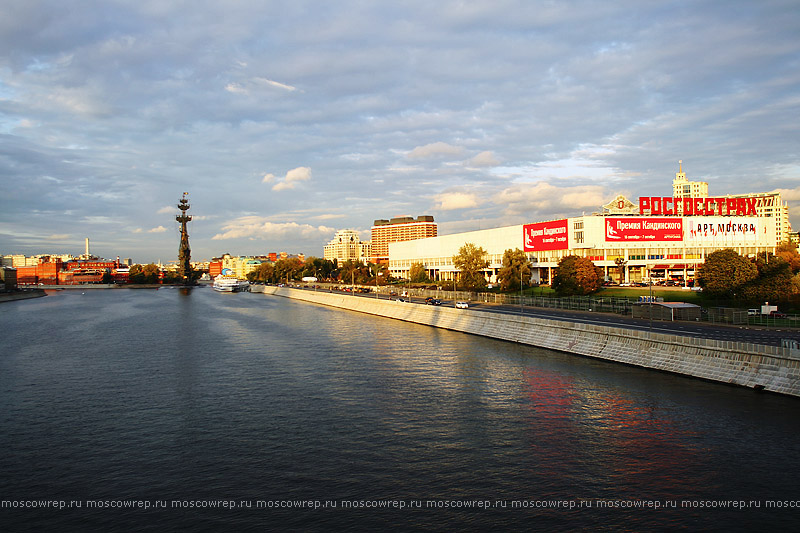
[293,286,800,348]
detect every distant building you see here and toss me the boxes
[1,266,17,290]
[371,215,437,264]
[672,160,709,198]
[323,229,371,263]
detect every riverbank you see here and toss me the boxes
[256,285,800,398]
[0,289,46,303]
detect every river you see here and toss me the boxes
[2,287,799,531]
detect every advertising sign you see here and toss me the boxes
[639,196,758,216]
[604,218,683,242]
[524,220,568,251]
[684,217,761,244]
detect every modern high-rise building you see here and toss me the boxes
[672,160,709,198]
[323,229,371,263]
[371,216,437,264]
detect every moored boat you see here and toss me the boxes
[213,275,250,292]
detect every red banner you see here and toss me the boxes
[524,220,568,251]
[604,217,683,242]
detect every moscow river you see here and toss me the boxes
[2,287,800,531]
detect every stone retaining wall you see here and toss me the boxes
[255,286,800,397]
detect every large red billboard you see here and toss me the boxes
[604,217,683,242]
[524,220,568,251]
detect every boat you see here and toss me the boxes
[213,275,250,292]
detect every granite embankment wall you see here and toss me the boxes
[254,285,800,397]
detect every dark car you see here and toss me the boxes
[769,310,788,319]
[425,298,442,306]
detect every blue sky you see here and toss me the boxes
[1,0,799,263]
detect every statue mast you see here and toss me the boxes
[176,192,193,285]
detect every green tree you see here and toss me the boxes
[302,257,336,280]
[129,263,160,284]
[741,255,797,303]
[408,262,430,283]
[338,260,364,285]
[696,249,758,298]
[775,242,800,273]
[274,257,304,283]
[497,248,531,291]
[452,243,489,291]
[552,255,602,296]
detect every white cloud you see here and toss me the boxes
[264,167,312,191]
[407,142,464,159]
[435,191,480,210]
[775,185,800,202]
[225,83,248,95]
[212,217,334,240]
[148,226,167,233]
[466,151,500,167]
[157,206,174,214]
[254,77,297,92]
[494,182,610,217]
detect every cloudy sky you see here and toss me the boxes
[1,0,799,263]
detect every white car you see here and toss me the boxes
[456,301,469,309]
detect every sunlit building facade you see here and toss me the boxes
[323,230,371,263]
[389,165,790,285]
[371,216,437,264]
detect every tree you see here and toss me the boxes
[338,260,364,284]
[497,248,531,291]
[408,262,430,283]
[452,243,489,291]
[741,255,797,303]
[552,255,602,296]
[775,242,800,273]
[302,257,335,280]
[696,249,758,298]
[248,262,275,283]
[274,257,304,283]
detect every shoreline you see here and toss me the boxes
[257,285,800,398]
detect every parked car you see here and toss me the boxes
[747,309,759,316]
[456,301,469,309]
[769,310,788,319]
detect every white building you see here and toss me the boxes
[323,229,371,263]
[390,166,789,286]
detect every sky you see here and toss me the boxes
[1,0,799,264]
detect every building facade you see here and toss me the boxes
[389,167,790,286]
[323,229,371,263]
[371,216,437,264]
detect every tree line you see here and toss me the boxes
[696,243,800,304]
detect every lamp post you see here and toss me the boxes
[649,277,653,331]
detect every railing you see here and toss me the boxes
[281,282,799,328]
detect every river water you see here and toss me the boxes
[2,287,799,531]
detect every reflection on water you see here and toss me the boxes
[2,288,800,530]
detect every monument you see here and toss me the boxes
[176,192,193,285]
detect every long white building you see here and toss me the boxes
[389,166,790,285]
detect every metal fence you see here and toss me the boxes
[304,283,798,328]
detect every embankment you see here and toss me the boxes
[255,285,800,398]
[0,289,46,303]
